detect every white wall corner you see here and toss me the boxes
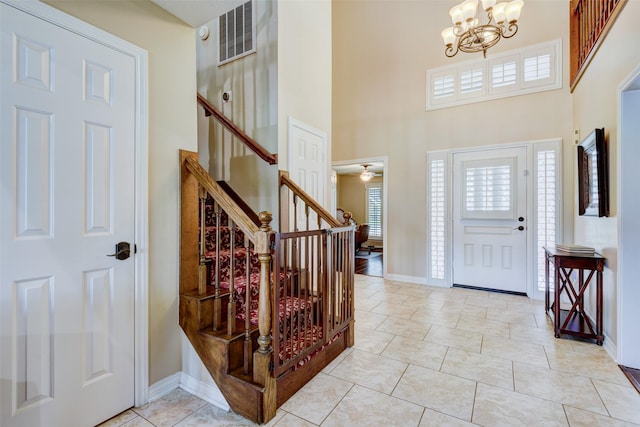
[146,371,229,412]
[179,372,230,411]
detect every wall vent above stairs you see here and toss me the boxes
[218,0,255,66]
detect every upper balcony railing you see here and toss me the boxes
[570,0,627,91]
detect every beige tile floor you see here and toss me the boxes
[100,275,640,427]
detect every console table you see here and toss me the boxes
[544,247,606,345]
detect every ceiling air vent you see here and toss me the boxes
[218,0,256,66]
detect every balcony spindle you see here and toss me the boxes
[570,0,626,90]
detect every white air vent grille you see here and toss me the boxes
[219,1,255,66]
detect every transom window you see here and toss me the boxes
[492,61,517,88]
[427,39,561,110]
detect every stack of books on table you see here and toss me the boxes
[555,244,595,255]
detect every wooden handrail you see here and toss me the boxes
[197,93,278,165]
[279,170,342,228]
[183,154,260,238]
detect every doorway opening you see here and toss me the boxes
[332,158,388,278]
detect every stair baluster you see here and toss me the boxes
[227,220,237,336]
[243,235,252,375]
[213,202,222,331]
[198,186,207,295]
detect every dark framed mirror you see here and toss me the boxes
[577,128,609,217]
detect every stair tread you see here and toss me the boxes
[200,325,257,341]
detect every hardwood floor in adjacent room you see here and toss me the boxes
[355,250,383,277]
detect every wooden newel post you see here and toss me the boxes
[253,211,276,422]
[255,211,273,356]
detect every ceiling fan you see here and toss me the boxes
[359,164,381,182]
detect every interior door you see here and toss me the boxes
[288,118,327,230]
[452,147,528,293]
[0,4,136,426]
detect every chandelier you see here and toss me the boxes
[441,0,524,58]
[360,165,375,182]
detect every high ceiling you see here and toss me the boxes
[151,0,236,28]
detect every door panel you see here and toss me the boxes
[288,119,327,231]
[1,4,136,426]
[453,147,528,293]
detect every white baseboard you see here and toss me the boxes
[385,273,428,285]
[146,372,229,412]
[179,372,230,411]
[603,331,617,362]
[147,372,181,402]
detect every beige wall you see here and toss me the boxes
[278,0,333,209]
[45,0,197,385]
[337,174,380,219]
[571,0,640,353]
[333,0,573,280]
[337,175,367,225]
[337,174,383,246]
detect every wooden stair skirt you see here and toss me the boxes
[180,292,350,422]
[179,150,354,424]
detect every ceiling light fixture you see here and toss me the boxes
[360,165,375,182]
[441,0,524,58]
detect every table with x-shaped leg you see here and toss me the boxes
[544,247,606,345]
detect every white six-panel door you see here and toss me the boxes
[0,4,137,426]
[288,118,327,230]
[452,147,528,293]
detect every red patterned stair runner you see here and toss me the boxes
[201,195,327,369]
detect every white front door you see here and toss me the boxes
[288,118,327,230]
[0,4,136,426]
[452,147,528,294]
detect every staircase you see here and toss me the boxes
[179,96,355,424]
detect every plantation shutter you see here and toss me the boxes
[366,184,383,239]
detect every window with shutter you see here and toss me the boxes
[536,148,560,291]
[461,157,515,219]
[429,159,446,280]
[366,184,383,239]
